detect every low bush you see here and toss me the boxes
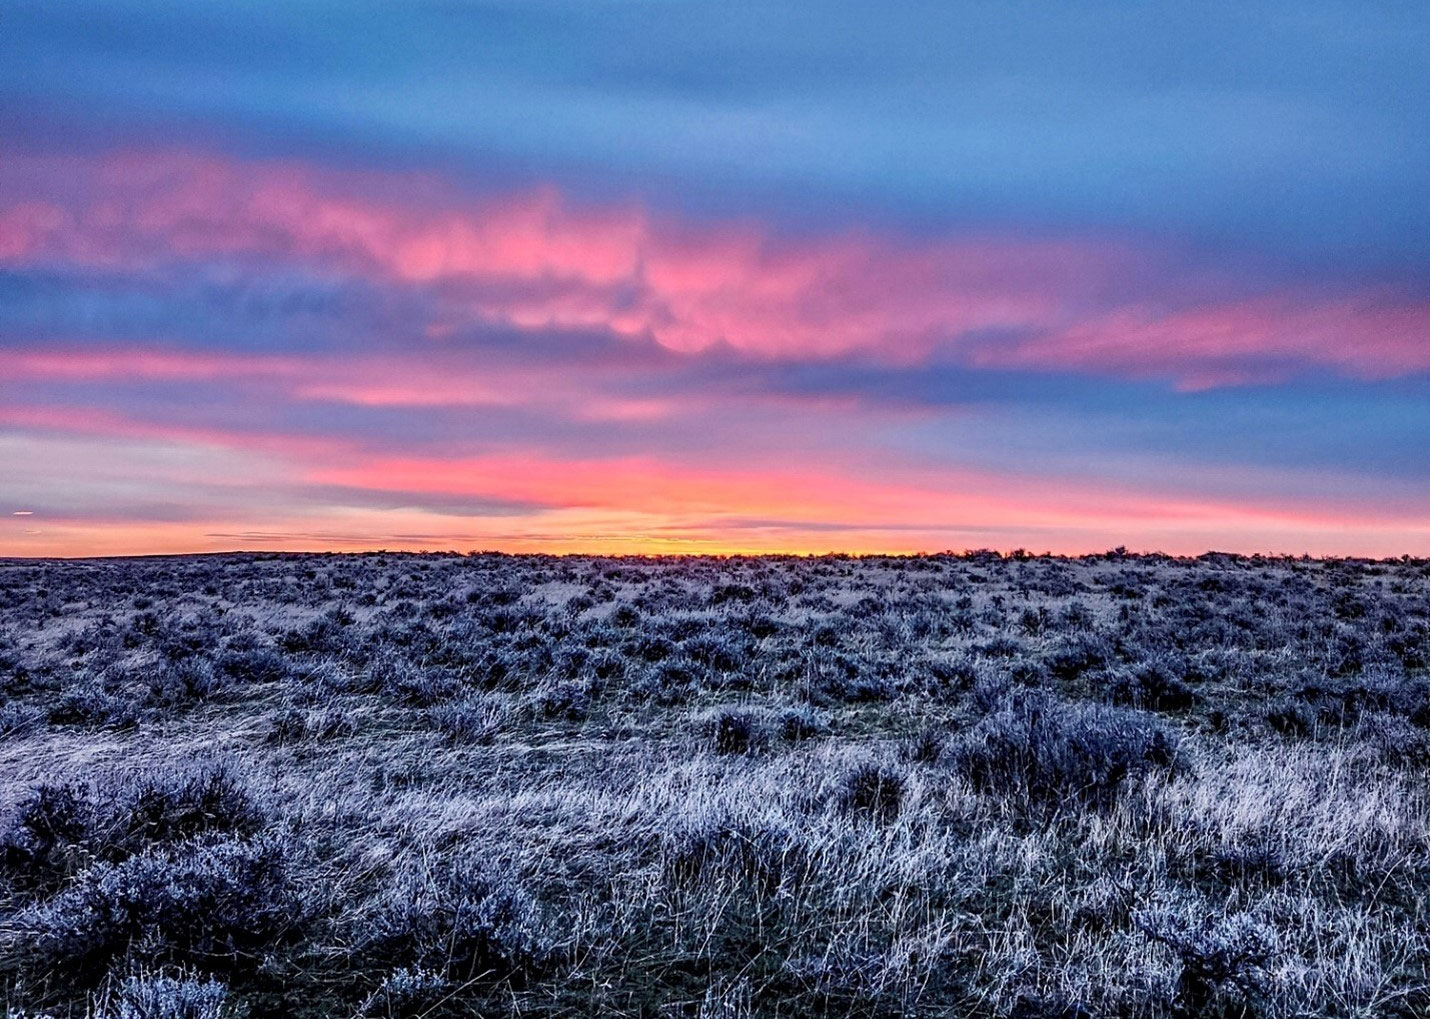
[47,682,141,729]
[1,764,267,898]
[948,692,1181,815]
[1107,661,1197,712]
[357,857,551,989]
[95,970,238,1019]
[355,966,450,1018]
[1,782,94,895]
[776,704,828,741]
[1137,907,1279,1016]
[836,760,906,823]
[426,695,508,745]
[6,834,302,994]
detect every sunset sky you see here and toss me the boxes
[3,2,1428,557]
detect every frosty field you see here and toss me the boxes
[2,551,1428,1018]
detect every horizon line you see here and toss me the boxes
[3,547,1426,565]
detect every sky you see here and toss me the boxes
[2,1,1429,557]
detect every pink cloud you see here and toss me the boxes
[0,343,702,425]
[0,348,307,382]
[4,147,1427,385]
[973,296,1430,386]
[0,150,1127,361]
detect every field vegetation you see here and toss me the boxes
[1,550,1428,1018]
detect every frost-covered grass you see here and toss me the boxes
[1,551,1428,1017]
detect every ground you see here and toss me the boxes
[1,551,1428,1018]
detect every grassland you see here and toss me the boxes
[2,551,1428,1018]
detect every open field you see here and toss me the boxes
[2,551,1428,1018]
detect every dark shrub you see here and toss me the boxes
[1019,606,1052,636]
[8,835,301,988]
[0,647,35,696]
[279,617,348,655]
[1008,656,1050,687]
[1264,697,1316,737]
[1043,633,1111,682]
[777,705,828,741]
[360,858,549,988]
[2,765,266,899]
[611,605,641,628]
[631,635,676,662]
[427,696,505,745]
[902,725,946,764]
[379,659,462,707]
[215,646,289,685]
[1137,909,1277,1016]
[1108,662,1197,712]
[741,613,780,639]
[948,692,1181,815]
[1207,840,1289,888]
[924,655,979,698]
[48,682,141,729]
[96,970,235,1019]
[0,700,44,739]
[837,761,905,823]
[686,634,748,673]
[665,817,808,896]
[709,583,757,605]
[1,782,95,894]
[265,707,309,744]
[529,680,590,721]
[115,765,267,856]
[705,707,769,755]
[147,660,225,708]
[564,594,596,615]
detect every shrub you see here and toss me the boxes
[836,761,905,823]
[922,654,979,698]
[1,764,266,900]
[214,646,288,686]
[528,680,591,721]
[96,970,238,1019]
[0,782,95,894]
[47,682,141,729]
[777,705,828,742]
[7,834,301,990]
[1043,633,1111,682]
[265,707,309,744]
[664,816,808,897]
[611,605,642,628]
[1107,661,1197,712]
[702,707,770,755]
[359,858,550,987]
[356,966,450,1018]
[427,696,508,745]
[115,765,268,854]
[147,660,225,708]
[0,700,44,739]
[379,659,462,707]
[1137,908,1278,1015]
[948,692,1181,815]
[901,725,946,764]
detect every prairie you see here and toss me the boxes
[1,551,1428,1018]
